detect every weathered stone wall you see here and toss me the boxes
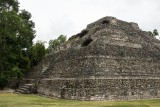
[37,78,160,100]
[39,46,160,78]
[26,16,160,100]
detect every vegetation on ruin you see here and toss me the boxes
[47,35,67,52]
[148,29,159,37]
[0,93,160,107]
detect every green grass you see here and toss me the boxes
[0,93,160,107]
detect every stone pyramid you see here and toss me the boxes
[23,16,160,100]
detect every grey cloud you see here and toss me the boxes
[19,0,160,43]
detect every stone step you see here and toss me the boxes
[20,86,30,89]
[14,83,36,94]
[24,84,34,86]
[21,84,34,88]
[18,87,28,91]
[14,91,21,94]
[15,89,27,94]
[15,89,30,94]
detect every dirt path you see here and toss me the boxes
[0,88,14,93]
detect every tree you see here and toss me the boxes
[148,29,159,37]
[0,0,19,12]
[30,41,46,67]
[153,29,159,36]
[148,31,154,36]
[0,73,9,89]
[58,35,67,43]
[48,35,67,52]
[0,0,35,88]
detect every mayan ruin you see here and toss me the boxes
[16,16,160,101]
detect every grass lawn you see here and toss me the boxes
[0,93,160,107]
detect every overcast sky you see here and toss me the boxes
[18,0,160,43]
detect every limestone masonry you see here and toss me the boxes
[21,16,160,100]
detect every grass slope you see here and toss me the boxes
[0,93,160,107]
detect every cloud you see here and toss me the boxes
[49,15,76,39]
[19,0,160,43]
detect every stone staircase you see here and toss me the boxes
[14,84,37,94]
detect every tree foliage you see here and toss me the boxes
[30,41,46,67]
[0,0,66,89]
[48,35,67,52]
[153,29,159,36]
[0,0,36,88]
[148,29,159,37]
[0,73,9,89]
[0,0,19,12]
